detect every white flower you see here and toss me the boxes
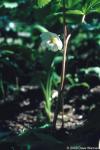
[40,32,63,51]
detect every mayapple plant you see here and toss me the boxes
[38,0,100,129]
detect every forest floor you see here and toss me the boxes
[0,85,100,149]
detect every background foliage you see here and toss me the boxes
[0,0,100,149]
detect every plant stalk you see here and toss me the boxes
[52,0,71,129]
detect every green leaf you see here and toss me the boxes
[47,10,84,21]
[95,8,100,13]
[82,0,100,14]
[0,79,5,97]
[39,123,50,129]
[80,67,100,77]
[37,0,52,8]
[67,10,84,15]
[0,50,14,55]
[33,24,48,32]
[65,0,80,9]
